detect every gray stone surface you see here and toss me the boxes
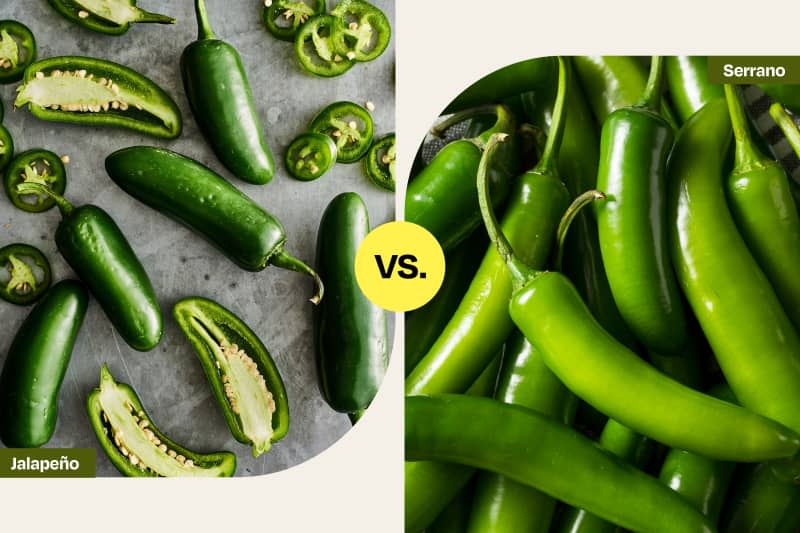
[0,0,395,476]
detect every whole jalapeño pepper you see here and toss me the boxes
[181,0,275,184]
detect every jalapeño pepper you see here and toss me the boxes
[174,297,289,457]
[0,20,36,84]
[0,243,52,306]
[285,132,337,181]
[0,123,12,172]
[181,0,275,184]
[329,0,391,63]
[309,101,374,163]
[0,280,88,447]
[4,149,67,213]
[295,14,354,77]
[17,183,163,352]
[262,0,325,42]
[15,56,181,139]
[87,365,237,476]
[46,0,174,36]
[364,132,395,191]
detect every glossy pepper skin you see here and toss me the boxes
[0,243,52,306]
[105,146,323,303]
[443,57,555,113]
[721,462,800,532]
[405,104,518,253]
[4,149,67,213]
[15,56,181,139]
[87,365,237,477]
[181,0,275,184]
[0,20,36,84]
[406,355,500,533]
[0,123,10,172]
[173,297,289,457]
[314,193,388,416]
[18,184,162,352]
[46,0,174,35]
[0,280,88,447]
[477,133,800,463]
[467,331,577,533]
[668,98,800,438]
[406,395,716,533]
[596,56,690,356]
[664,56,723,124]
[759,84,800,114]
[723,84,800,332]
[573,56,679,130]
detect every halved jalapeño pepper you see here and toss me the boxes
[364,132,395,191]
[0,20,36,84]
[263,0,325,42]
[4,149,67,213]
[330,0,391,63]
[87,365,237,477]
[0,243,52,306]
[310,101,374,163]
[295,14,354,77]
[15,56,182,139]
[285,132,337,181]
[174,297,289,457]
[0,124,12,172]
[46,0,175,36]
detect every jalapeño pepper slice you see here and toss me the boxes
[15,56,182,139]
[0,243,52,306]
[295,14,354,77]
[364,132,394,191]
[263,0,325,42]
[46,0,175,36]
[174,297,289,458]
[285,132,337,181]
[87,365,237,477]
[330,0,391,63]
[0,20,36,84]
[310,101,373,163]
[4,149,66,213]
[0,124,12,173]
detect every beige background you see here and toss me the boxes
[4,0,800,531]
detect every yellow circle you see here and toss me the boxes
[355,221,445,312]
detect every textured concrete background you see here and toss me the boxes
[0,0,395,476]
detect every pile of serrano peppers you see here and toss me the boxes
[0,0,391,477]
[405,56,800,532]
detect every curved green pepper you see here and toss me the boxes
[173,297,289,457]
[15,55,181,139]
[18,183,163,352]
[309,101,374,163]
[262,0,325,42]
[723,84,800,332]
[364,132,395,191]
[295,14,354,77]
[664,56,723,124]
[759,84,800,114]
[330,0,391,63]
[105,146,323,303]
[0,243,52,306]
[181,0,274,184]
[721,462,800,532]
[314,192,388,418]
[405,103,518,253]
[46,0,174,35]
[429,482,473,533]
[669,98,800,438]
[596,56,689,356]
[0,123,13,173]
[4,149,66,213]
[284,132,337,181]
[406,395,716,533]
[477,132,800,462]
[87,365,237,476]
[0,20,36,84]
[0,280,88,447]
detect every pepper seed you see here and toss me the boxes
[365,101,375,111]
[78,10,89,18]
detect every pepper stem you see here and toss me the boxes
[270,250,324,305]
[15,182,73,217]
[430,104,499,138]
[194,0,216,40]
[535,56,569,176]
[555,190,607,272]
[770,103,800,160]
[724,84,766,171]
[136,10,177,25]
[639,56,664,112]
[476,133,538,291]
